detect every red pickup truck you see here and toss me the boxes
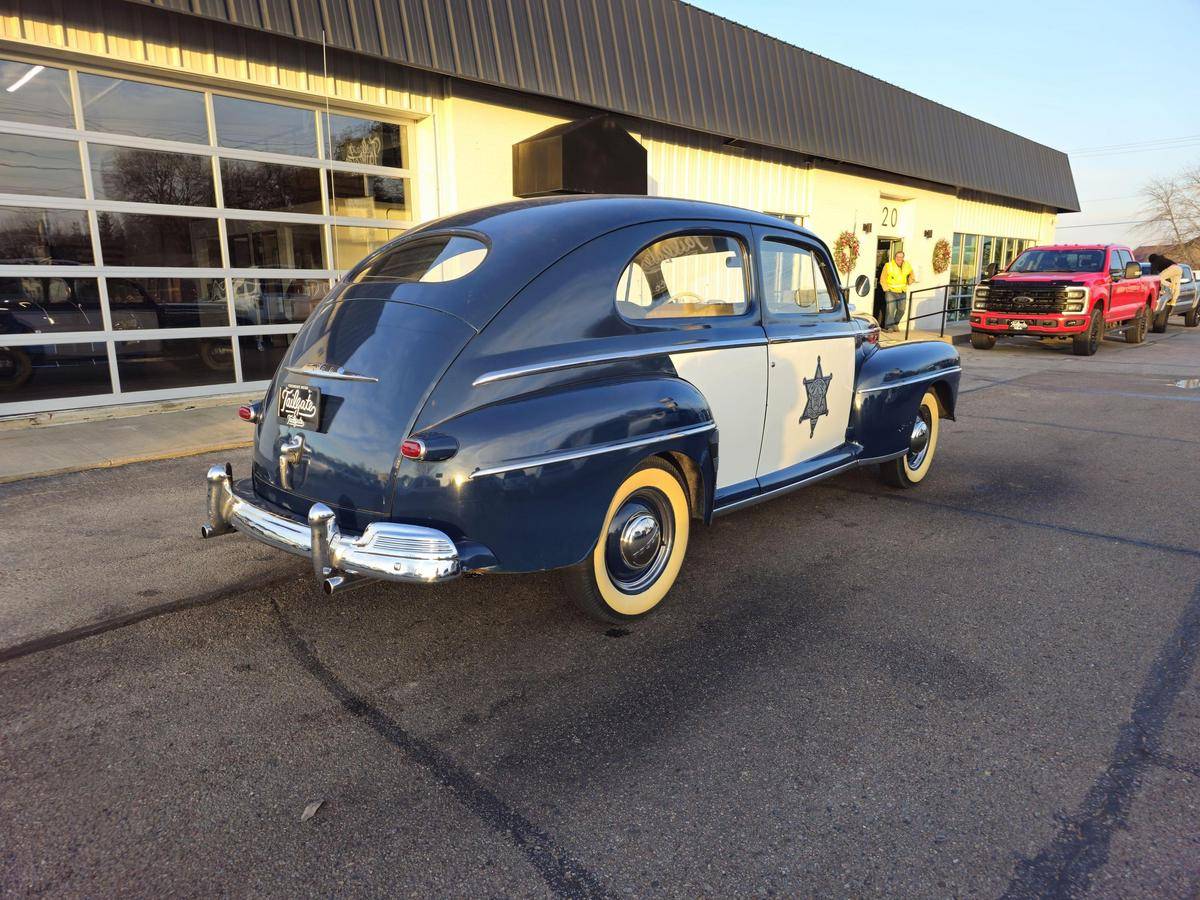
[968,244,1161,355]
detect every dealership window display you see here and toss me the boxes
[0,57,414,413]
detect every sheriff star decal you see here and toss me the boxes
[799,356,833,438]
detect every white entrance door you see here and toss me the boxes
[754,235,855,479]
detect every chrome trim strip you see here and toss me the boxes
[285,364,379,383]
[472,338,766,387]
[469,422,716,479]
[767,329,856,344]
[713,458,858,516]
[855,450,908,465]
[855,366,963,395]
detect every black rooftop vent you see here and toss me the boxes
[513,115,647,198]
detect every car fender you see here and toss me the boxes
[850,341,961,459]
[390,374,717,573]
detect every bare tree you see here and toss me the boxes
[1139,168,1200,265]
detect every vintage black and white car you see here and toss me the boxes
[202,197,961,622]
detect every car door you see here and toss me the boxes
[752,229,856,489]
[1108,248,1136,320]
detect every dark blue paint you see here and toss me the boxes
[247,197,961,574]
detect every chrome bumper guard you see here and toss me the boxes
[201,464,461,593]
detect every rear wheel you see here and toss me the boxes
[1124,305,1147,343]
[1151,305,1170,333]
[1072,308,1103,356]
[880,389,941,489]
[1185,305,1199,327]
[0,347,32,391]
[561,457,691,623]
[970,332,996,350]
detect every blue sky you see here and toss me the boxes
[688,0,1200,247]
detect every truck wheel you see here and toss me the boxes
[1124,305,1147,343]
[970,332,996,350]
[0,347,32,391]
[1185,305,1199,328]
[560,457,690,623]
[1072,309,1103,356]
[1150,307,1169,333]
[880,389,940,489]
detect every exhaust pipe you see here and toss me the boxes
[322,572,374,595]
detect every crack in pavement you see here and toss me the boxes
[0,568,306,664]
[270,598,609,900]
[828,484,1200,561]
[1001,580,1200,898]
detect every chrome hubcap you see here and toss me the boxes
[619,513,661,568]
[604,488,673,594]
[907,409,932,470]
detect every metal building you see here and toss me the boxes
[0,0,1077,415]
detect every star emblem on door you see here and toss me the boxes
[799,356,833,438]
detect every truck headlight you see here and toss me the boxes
[1063,288,1087,313]
[972,285,989,310]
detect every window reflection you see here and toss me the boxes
[0,276,102,334]
[0,342,112,401]
[214,95,316,157]
[324,113,405,168]
[0,61,73,128]
[225,220,325,269]
[328,172,408,221]
[106,278,229,330]
[115,336,234,391]
[89,145,215,206]
[230,278,327,325]
[220,159,322,214]
[97,212,220,267]
[332,225,405,269]
[239,333,295,381]
[0,207,93,264]
[79,74,208,144]
[0,134,83,197]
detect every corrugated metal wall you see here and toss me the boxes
[0,0,439,114]
[117,0,1078,211]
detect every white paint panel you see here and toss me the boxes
[669,346,767,490]
[757,337,855,477]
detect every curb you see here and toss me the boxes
[0,439,254,485]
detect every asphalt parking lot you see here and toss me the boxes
[3,325,1199,898]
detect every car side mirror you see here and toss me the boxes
[853,274,871,297]
[984,262,999,279]
[1123,261,1142,280]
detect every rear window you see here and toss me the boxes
[354,234,487,283]
[616,234,748,320]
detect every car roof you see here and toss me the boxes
[354,196,815,329]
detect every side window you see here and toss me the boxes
[1118,249,1134,269]
[759,239,841,316]
[1183,266,1193,283]
[1109,249,1124,276]
[615,234,748,320]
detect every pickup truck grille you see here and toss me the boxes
[982,283,1073,314]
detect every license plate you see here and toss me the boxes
[279,383,322,429]
[1011,320,1028,331]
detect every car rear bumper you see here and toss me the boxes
[201,463,462,593]
[969,312,1089,335]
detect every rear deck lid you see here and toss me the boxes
[253,295,475,517]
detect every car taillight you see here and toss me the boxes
[238,402,261,423]
[400,439,426,460]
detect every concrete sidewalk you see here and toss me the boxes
[0,403,254,484]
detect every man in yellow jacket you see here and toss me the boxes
[880,250,915,331]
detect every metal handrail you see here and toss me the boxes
[901,281,978,340]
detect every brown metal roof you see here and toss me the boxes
[125,0,1079,211]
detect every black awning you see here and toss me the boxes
[513,116,647,198]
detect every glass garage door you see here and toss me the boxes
[0,56,414,415]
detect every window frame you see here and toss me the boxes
[756,234,849,325]
[612,227,757,326]
[0,49,419,415]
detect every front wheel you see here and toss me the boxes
[970,332,996,350]
[1072,309,1103,356]
[879,389,941,489]
[1184,305,1199,328]
[560,457,691,623]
